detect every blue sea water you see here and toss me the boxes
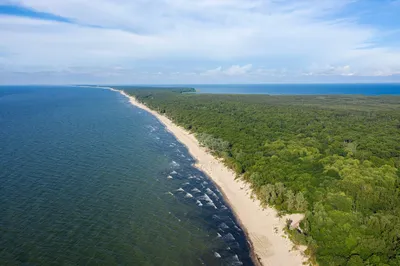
[0,86,253,265]
[193,83,400,95]
[133,83,400,95]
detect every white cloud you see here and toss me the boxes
[1,0,400,83]
[304,65,355,76]
[202,66,223,76]
[224,64,253,76]
[202,64,252,76]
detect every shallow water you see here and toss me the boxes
[0,86,253,265]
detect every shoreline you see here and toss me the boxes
[109,88,308,266]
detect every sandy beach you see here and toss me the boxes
[110,88,308,266]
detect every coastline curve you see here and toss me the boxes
[107,87,308,266]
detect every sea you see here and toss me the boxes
[154,83,400,95]
[0,86,253,266]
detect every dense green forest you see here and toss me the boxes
[119,87,400,266]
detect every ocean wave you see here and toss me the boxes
[205,188,220,200]
[198,194,217,209]
[212,214,221,221]
[214,252,221,258]
[191,188,201,193]
[227,255,243,266]
[230,242,241,250]
[219,223,229,230]
[185,193,193,198]
[171,161,180,167]
[223,233,236,242]
[220,205,228,210]
[146,125,157,132]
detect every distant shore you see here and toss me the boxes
[109,87,308,266]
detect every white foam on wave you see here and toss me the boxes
[202,181,208,185]
[212,214,220,220]
[234,225,242,232]
[188,175,195,179]
[176,188,185,192]
[223,233,236,242]
[147,125,157,132]
[227,218,242,231]
[171,161,180,167]
[185,193,193,198]
[182,182,190,186]
[228,255,243,266]
[230,242,240,250]
[217,233,222,238]
[198,194,217,209]
[214,252,221,258]
[191,188,201,193]
[219,223,229,230]
[167,175,173,179]
[170,170,178,175]
[205,188,220,200]
[196,200,203,207]
[220,205,228,210]
[167,192,174,196]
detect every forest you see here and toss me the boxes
[118,87,400,266]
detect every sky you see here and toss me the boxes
[0,0,400,84]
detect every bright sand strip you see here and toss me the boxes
[110,88,308,266]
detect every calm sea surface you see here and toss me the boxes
[193,83,400,94]
[125,83,400,95]
[0,86,253,265]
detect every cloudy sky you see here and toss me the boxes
[1,0,400,84]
